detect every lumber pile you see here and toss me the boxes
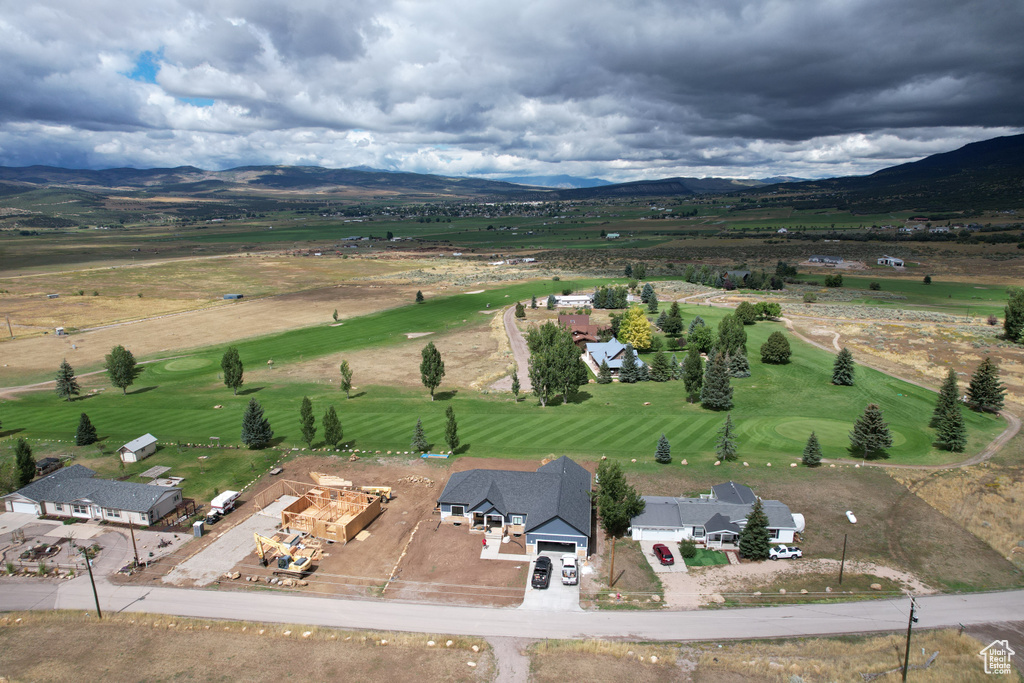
[309,471,352,488]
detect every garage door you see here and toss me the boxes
[636,528,678,542]
[537,540,576,555]
[9,501,39,515]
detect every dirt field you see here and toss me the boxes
[0,282,421,384]
[0,611,492,683]
[276,311,512,390]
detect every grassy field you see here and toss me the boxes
[684,549,729,567]
[589,538,663,609]
[0,611,491,683]
[793,274,1011,317]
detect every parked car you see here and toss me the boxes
[561,554,578,585]
[769,544,803,560]
[531,556,552,589]
[652,543,675,565]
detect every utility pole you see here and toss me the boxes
[838,533,848,585]
[5,314,12,339]
[128,518,139,567]
[81,546,102,619]
[902,595,919,682]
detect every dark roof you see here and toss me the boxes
[5,463,179,513]
[438,456,592,537]
[712,481,757,505]
[558,314,591,327]
[704,513,741,534]
[36,457,61,468]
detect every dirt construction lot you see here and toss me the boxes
[176,456,550,607]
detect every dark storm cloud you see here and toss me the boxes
[0,0,1020,179]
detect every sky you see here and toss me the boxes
[1,0,1022,182]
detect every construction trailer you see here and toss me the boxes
[254,479,383,544]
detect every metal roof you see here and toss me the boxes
[121,433,157,453]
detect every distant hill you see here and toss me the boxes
[545,176,769,199]
[757,134,1024,211]
[496,175,613,189]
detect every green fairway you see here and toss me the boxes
[0,295,1005,474]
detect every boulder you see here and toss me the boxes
[709,594,725,604]
[870,583,883,591]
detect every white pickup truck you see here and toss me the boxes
[769,544,803,560]
[561,554,578,585]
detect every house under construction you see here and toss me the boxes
[253,480,383,544]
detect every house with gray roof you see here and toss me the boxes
[630,481,803,549]
[585,337,644,376]
[436,456,592,557]
[2,464,182,527]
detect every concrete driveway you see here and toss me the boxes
[639,540,688,574]
[519,553,582,612]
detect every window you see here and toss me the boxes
[450,505,465,516]
[72,504,88,515]
[511,515,524,526]
[692,526,705,538]
[105,509,121,519]
[52,503,64,512]
[770,528,780,539]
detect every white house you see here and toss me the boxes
[776,228,788,234]
[606,233,620,239]
[119,433,158,463]
[554,294,594,308]
[2,465,182,527]
[877,255,904,267]
[630,482,802,549]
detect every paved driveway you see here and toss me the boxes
[519,553,582,612]
[163,509,281,586]
[639,540,688,574]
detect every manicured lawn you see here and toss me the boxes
[793,274,1009,316]
[684,549,729,567]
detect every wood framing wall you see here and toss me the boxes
[277,484,382,543]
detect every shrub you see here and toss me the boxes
[678,539,698,559]
[987,314,998,326]
[869,281,881,291]
[803,292,817,303]
[760,331,792,364]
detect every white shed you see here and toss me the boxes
[119,433,158,463]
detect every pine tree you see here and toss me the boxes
[105,344,139,394]
[511,369,521,399]
[339,360,353,398]
[332,309,339,322]
[647,292,659,314]
[420,342,446,400]
[546,294,556,310]
[15,438,34,488]
[444,405,459,453]
[760,331,792,364]
[1005,287,1024,342]
[735,301,757,324]
[683,345,703,402]
[411,418,429,452]
[220,346,244,395]
[729,351,750,378]
[515,302,526,318]
[717,314,747,355]
[668,353,681,380]
[802,431,822,467]
[701,351,733,410]
[618,344,640,383]
[831,347,855,386]
[935,403,967,452]
[966,357,1006,413]
[322,406,343,447]
[240,398,273,450]
[655,434,671,464]
[299,396,316,447]
[640,282,654,303]
[715,413,738,461]
[596,359,612,384]
[75,412,98,446]
[636,362,649,382]
[738,498,771,560]
[55,358,80,401]
[415,290,424,303]
[688,315,706,334]
[530,295,538,309]
[849,403,893,460]
[932,368,960,426]
[649,350,671,381]
[662,301,684,337]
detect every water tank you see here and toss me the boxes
[791,513,805,533]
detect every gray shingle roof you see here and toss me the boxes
[632,488,797,532]
[6,464,179,513]
[712,481,756,505]
[438,456,592,537]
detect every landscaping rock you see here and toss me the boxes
[870,583,883,591]
[709,594,725,603]
[800,589,808,594]
[779,589,786,594]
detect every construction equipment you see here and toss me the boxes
[360,485,392,501]
[253,532,319,577]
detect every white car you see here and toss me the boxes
[769,544,803,560]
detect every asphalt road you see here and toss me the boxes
[4,576,1023,642]
[489,301,531,393]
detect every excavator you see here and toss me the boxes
[253,532,317,578]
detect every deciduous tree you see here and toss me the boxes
[596,460,645,587]
[849,403,892,460]
[688,325,714,355]
[55,358,80,401]
[105,345,139,395]
[220,346,244,395]
[322,406,343,447]
[618,306,652,351]
[339,360,353,398]
[511,369,521,399]
[299,396,316,447]
[444,405,460,453]
[415,290,424,303]
[515,302,526,318]
[420,342,446,400]
[760,331,791,364]
[1004,287,1024,342]
[735,301,757,324]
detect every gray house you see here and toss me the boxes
[437,456,592,557]
[630,482,803,549]
[2,464,182,527]
[809,255,844,265]
[585,337,645,376]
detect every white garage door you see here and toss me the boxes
[636,528,678,542]
[10,501,39,515]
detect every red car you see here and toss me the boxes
[652,543,675,566]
